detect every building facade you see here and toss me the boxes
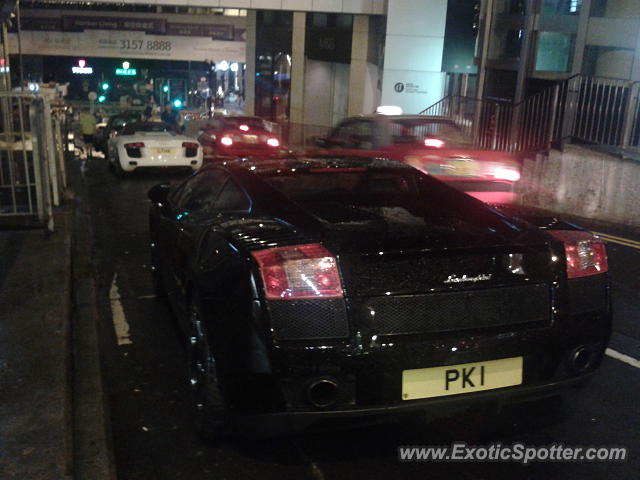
[475,0,640,103]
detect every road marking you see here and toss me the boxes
[593,231,640,246]
[593,231,640,250]
[137,294,157,300]
[606,348,640,369]
[110,273,132,346]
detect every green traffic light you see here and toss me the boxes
[101,83,109,91]
[173,99,183,109]
[163,85,169,93]
[98,95,106,103]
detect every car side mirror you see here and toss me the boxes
[148,183,170,204]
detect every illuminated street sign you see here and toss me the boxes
[72,59,93,74]
[116,61,136,76]
[115,68,137,76]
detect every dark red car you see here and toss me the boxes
[310,115,522,203]
[197,116,284,162]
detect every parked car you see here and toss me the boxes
[309,115,523,203]
[94,112,141,153]
[197,116,285,162]
[148,156,611,440]
[107,121,202,176]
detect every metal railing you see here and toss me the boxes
[0,93,67,230]
[421,74,640,155]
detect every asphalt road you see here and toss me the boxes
[81,156,640,480]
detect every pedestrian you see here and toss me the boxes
[78,109,97,158]
[161,102,179,128]
[143,95,156,121]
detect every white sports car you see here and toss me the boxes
[107,121,202,176]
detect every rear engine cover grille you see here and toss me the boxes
[353,284,551,336]
[266,299,349,340]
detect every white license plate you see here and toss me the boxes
[153,147,176,155]
[402,356,523,400]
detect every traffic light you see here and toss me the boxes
[172,99,183,109]
[102,83,109,91]
[98,95,106,103]
[163,85,169,93]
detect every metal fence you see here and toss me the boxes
[0,93,67,230]
[421,74,640,155]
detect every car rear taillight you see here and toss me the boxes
[267,138,280,147]
[424,138,445,148]
[220,136,233,146]
[183,142,199,157]
[251,243,343,300]
[125,142,145,149]
[493,167,521,182]
[548,230,608,279]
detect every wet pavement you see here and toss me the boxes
[0,214,73,480]
[79,156,640,479]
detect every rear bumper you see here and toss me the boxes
[121,156,202,171]
[234,373,593,437]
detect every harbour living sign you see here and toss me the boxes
[8,29,245,63]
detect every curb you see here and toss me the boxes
[67,157,118,479]
[61,209,75,479]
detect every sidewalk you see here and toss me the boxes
[0,153,115,480]
[0,211,73,479]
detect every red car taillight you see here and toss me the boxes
[493,166,521,182]
[548,230,608,279]
[220,136,233,146]
[182,142,199,149]
[424,138,445,148]
[125,142,145,149]
[267,138,280,147]
[251,243,343,300]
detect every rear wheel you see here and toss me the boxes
[187,292,231,442]
[113,153,128,178]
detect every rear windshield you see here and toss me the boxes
[389,119,473,147]
[259,169,510,235]
[223,117,273,132]
[123,122,174,135]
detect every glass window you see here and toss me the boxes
[535,32,572,72]
[175,170,228,212]
[222,117,273,132]
[313,13,328,28]
[333,121,354,140]
[389,119,473,147]
[122,122,173,135]
[502,30,523,58]
[215,180,250,211]
[541,0,581,15]
[258,170,512,235]
[508,0,526,14]
[331,120,375,149]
